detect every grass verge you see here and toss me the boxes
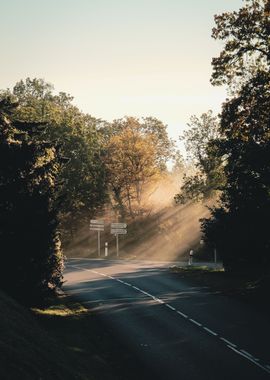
[170,265,270,315]
[0,290,147,380]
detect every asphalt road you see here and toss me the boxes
[64,258,270,380]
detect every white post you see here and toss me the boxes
[116,234,119,257]
[105,242,108,257]
[98,230,101,257]
[189,250,194,266]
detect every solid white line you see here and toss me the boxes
[176,310,188,318]
[189,319,202,327]
[203,327,218,336]
[227,345,270,374]
[133,286,140,291]
[165,304,176,311]
[220,337,237,348]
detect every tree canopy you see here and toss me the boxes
[201,0,270,272]
[0,98,64,300]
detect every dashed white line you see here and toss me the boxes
[176,310,188,318]
[240,349,256,359]
[189,319,202,327]
[69,263,270,375]
[220,337,237,348]
[203,327,218,336]
[227,346,270,374]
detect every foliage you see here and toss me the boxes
[1,78,108,240]
[175,111,224,203]
[102,117,175,218]
[211,0,270,89]
[0,98,64,299]
[202,1,270,272]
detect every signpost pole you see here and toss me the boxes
[98,230,101,257]
[116,234,119,257]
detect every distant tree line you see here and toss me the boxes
[0,79,178,300]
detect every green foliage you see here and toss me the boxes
[202,1,270,273]
[211,0,270,89]
[0,98,64,300]
[175,111,224,204]
[1,78,108,240]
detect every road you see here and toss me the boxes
[64,258,270,380]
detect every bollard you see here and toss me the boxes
[105,242,108,257]
[189,250,194,266]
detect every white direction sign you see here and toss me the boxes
[111,229,127,235]
[111,223,127,229]
[90,219,104,231]
[89,220,104,257]
[90,219,104,225]
[90,226,104,231]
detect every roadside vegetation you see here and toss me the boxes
[175,0,270,276]
[0,0,269,378]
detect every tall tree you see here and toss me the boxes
[1,79,108,240]
[211,0,270,88]
[202,0,270,272]
[102,117,174,218]
[0,98,64,300]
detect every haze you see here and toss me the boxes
[1,0,242,140]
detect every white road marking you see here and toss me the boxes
[176,310,188,318]
[189,319,202,327]
[165,304,176,311]
[68,263,270,375]
[153,297,164,304]
[203,327,218,336]
[227,345,270,374]
[240,349,257,359]
[220,337,237,348]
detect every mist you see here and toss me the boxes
[65,173,211,262]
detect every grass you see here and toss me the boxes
[170,264,270,316]
[0,290,147,380]
[170,265,224,273]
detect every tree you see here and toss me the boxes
[211,0,270,89]
[1,78,108,241]
[175,111,224,203]
[202,1,270,272]
[0,98,64,300]
[102,117,174,218]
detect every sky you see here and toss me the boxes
[1,0,243,143]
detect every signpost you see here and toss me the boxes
[90,220,104,257]
[110,223,127,257]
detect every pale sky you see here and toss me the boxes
[1,0,243,142]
